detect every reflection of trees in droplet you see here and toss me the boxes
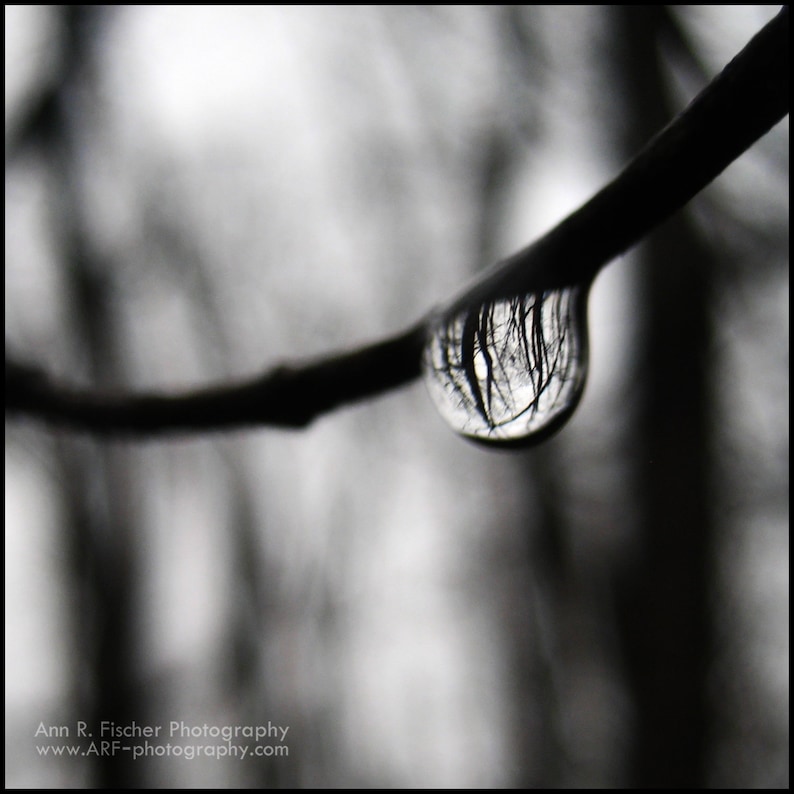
[423,285,589,446]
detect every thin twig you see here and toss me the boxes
[5,323,427,435]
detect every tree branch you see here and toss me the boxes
[5,323,427,435]
[5,8,788,438]
[443,5,788,309]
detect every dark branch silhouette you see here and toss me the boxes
[5,7,788,438]
[5,323,427,435]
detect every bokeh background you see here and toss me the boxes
[5,5,788,788]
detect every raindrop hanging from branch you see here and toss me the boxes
[424,286,589,447]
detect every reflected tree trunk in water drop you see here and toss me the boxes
[423,286,590,447]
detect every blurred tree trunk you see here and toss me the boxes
[47,7,149,787]
[610,6,716,787]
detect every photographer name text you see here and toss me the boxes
[35,720,289,742]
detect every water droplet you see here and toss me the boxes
[423,286,590,447]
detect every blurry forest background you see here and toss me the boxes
[5,5,788,788]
